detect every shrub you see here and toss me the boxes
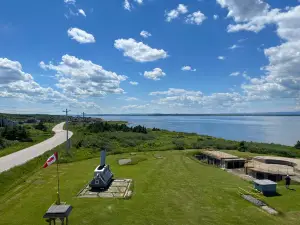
[238,141,247,152]
[2,125,31,142]
[294,141,300,149]
[34,121,48,132]
[173,139,185,150]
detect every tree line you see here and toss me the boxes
[87,122,148,134]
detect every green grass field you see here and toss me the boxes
[0,123,55,157]
[1,151,300,225]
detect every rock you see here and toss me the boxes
[118,158,132,165]
[130,152,136,155]
[154,154,163,159]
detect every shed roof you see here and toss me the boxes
[202,150,243,160]
[254,179,277,185]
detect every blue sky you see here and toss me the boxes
[0,0,300,114]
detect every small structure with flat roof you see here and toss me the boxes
[253,179,277,196]
[43,204,72,225]
[195,150,245,169]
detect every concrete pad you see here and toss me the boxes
[77,179,132,199]
[118,158,132,165]
[261,206,278,215]
[98,193,114,198]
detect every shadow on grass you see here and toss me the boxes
[264,192,282,197]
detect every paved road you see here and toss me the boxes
[0,122,73,173]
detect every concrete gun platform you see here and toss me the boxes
[77,179,133,199]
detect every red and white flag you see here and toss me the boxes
[43,152,58,168]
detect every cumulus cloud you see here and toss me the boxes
[165,4,188,22]
[185,11,207,25]
[114,38,168,62]
[218,1,300,104]
[129,81,138,85]
[181,66,196,72]
[0,57,100,110]
[0,58,32,84]
[150,88,244,109]
[218,56,225,60]
[78,9,86,17]
[213,14,219,20]
[67,28,95,44]
[140,30,152,38]
[40,54,127,97]
[216,0,270,22]
[144,68,166,81]
[230,71,240,76]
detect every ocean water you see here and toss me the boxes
[97,116,300,146]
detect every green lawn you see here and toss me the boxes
[0,123,55,157]
[1,151,300,225]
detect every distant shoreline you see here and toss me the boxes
[89,113,300,117]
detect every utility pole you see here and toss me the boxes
[63,108,71,154]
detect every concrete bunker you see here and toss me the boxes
[245,156,299,182]
[195,151,245,169]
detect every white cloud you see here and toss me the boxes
[125,97,138,101]
[122,104,149,110]
[242,71,251,80]
[124,0,143,11]
[181,66,196,72]
[40,54,127,97]
[186,11,207,25]
[64,0,75,4]
[67,28,95,44]
[140,30,152,38]
[165,4,188,22]
[218,56,225,60]
[150,88,244,109]
[0,58,33,84]
[144,68,166,81]
[238,38,248,42]
[230,71,240,76]
[213,14,219,20]
[0,57,101,110]
[150,88,202,97]
[114,38,168,62]
[219,2,300,104]
[129,81,138,85]
[124,0,131,11]
[78,9,86,17]
[228,44,240,50]
[216,0,270,22]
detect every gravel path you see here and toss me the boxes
[0,122,73,173]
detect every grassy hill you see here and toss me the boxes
[1,151,300,225]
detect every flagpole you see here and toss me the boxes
[56,153,61,205]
